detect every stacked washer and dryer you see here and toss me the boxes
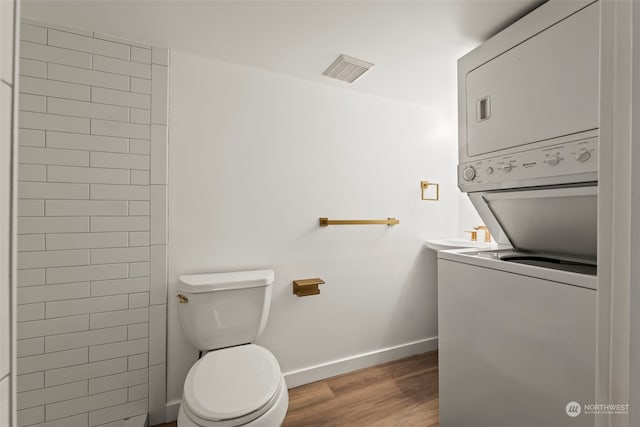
[439,1,600,426]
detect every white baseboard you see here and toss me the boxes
[283,337,438,388]
[163,337,438,422]
[165,400,181,423]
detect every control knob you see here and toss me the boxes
[576,150,591,162]
[545,155,560,166]
[462,166,476,181]
[500,164,513,173]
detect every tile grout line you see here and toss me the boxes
[19,93,153,112]
[21,126,153,140]
[19,69,152,93]
[19,52,153,79]
[22,32,151,64]
[23,18,153,49]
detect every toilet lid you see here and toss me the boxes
[184,344,282,422]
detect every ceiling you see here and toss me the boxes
[21,0,544,106]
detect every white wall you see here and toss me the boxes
[167,50,470,406]
[458,194,484,239]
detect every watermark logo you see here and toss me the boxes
[565,401,630,417]
[566,401,581,417]
[583,403,629,415]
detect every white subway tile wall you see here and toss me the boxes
[17,20,169,427]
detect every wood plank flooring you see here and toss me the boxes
[154,350,439,427]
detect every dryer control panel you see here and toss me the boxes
[458,137,597,192]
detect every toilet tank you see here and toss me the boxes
[177,269,275,351]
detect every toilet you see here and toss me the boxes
[176,269,289,427]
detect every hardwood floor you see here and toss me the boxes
[154,351,439,427]
[283,351,439,427]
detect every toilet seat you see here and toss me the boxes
[183,344,282,426]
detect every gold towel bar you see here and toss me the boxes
[319,217,399,226]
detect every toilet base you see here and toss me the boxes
[177,376,289,427]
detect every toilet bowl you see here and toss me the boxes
[178,345,288,427]
[176,270,288,427]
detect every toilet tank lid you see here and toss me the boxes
[178,269,275,293]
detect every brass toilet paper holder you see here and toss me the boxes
[293,278,325,297]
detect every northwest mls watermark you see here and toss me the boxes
[565,401,629,417]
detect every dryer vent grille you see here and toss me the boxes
[322,54,374,83]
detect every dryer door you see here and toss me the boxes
[464,2,599,158]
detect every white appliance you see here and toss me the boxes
[439,1,600,425]
[176,269,288,427]
[458,0,599,184]
[438,249,596,427]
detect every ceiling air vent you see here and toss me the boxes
[322,54,374,83]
